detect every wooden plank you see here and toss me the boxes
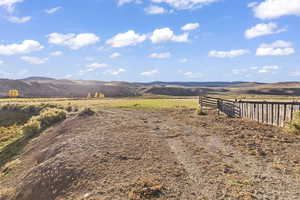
[277,104,280,126]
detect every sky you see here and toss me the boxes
[0,0,300,82]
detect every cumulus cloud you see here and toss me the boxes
[110,52,121,58]
[6,16,31,23]
[141,69,159,76]
[253,0,300,19]
[105,68,126,76]
[106,30,146,48]
[78,63,109,75]
[181,23,200,31]
[150,27,189,43]
[208,49,250,58]
[247,2,258,8]
[145,5,166,14]
[0,0,23,12]
[50,51,63,56]
[256,40,295,56]
[151,0,219,10]
[149,52,171,59]
[258,65,280,73]
[86,63,109,71]
[21,56,48,64]
[245,22,287,39]
[118,0,142,6]
[182,71,204,79]
[289,71,300,77]
[0,60,3,64]
[48,33,100,50]
[180,58,188,63]
[45,7,62,14]
[0,40,44,56]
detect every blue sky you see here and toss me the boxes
[0,0,299,82]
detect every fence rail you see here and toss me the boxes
[199,96,300,127]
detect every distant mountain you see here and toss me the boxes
[135,81,253,87]
[21,77,56,81]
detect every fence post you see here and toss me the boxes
[217,99,221,115]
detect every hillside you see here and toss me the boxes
[0,78,300,97]
[0,78,137,98]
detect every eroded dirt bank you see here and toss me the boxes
[1,109,300,200]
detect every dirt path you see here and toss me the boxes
[1,108,300,200]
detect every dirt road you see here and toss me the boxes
[1,108,300,200]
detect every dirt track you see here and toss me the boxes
[1,108,300,200]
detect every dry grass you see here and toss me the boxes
[286,111,300,135]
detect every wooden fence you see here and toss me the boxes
[199,96,300,127]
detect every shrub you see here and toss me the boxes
[79,107,95,116]
[286,111,300,135]
[37,108,67,129]
[22,108,66,136]
[22,120,41,136]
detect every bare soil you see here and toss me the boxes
[1,108,300,200]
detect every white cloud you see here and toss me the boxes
[256,40,295,56]
[86,63,109,71]
[181,23,200,31]
[182,71,204,79]
[110,52,121,58]
[6,16,31,23]
[245,22,287,39]
[289,71,300,77]
[253,0,300,19]
[209,49,250,58]
[145,5,166,14]
[150,27,189,43]
[78,63,109,75]
[45,7,62,14]
[258,65,280,73]
[105,68,126,76]
[50,51,63,56]
[118,0,142,6]
[0,60,3,64]
[151,0,219,10]
[0,0,23,12]
[21,56,48,64]
[106,30,146,48]
[247,2,258,8]
[180,58,188,63]
[141,69,159,76]
[48,33,100,50]
[0,40,44,56]
[149,52,171,59]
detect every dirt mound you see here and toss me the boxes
[1,109,300,199]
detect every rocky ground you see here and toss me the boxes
[1,108,300,200]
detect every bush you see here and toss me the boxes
[79,107,95,116]
[286,111,300,135]
[22,120,41,136]
[37,108,67,128]
[0,103,63,115]
[22,108,66,136]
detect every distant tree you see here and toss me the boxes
[7,89,20,98]
[94,92,99,98]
